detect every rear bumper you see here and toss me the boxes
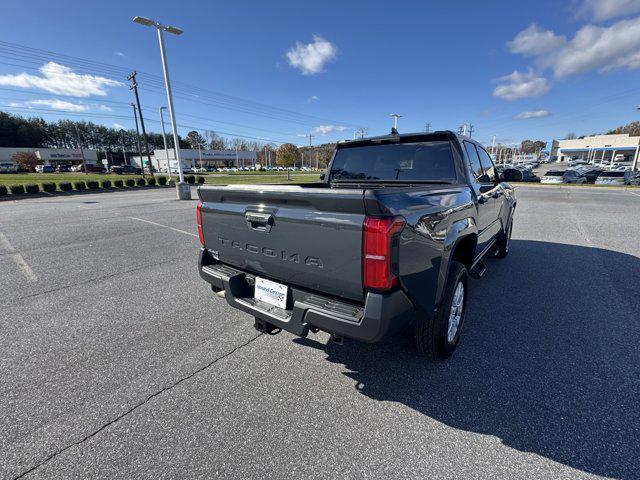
[198,249,415,343]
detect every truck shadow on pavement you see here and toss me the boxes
[295,240,640,480]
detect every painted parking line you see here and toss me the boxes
[0,232,38,282]
[127,216,198,238]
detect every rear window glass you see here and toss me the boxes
[330,141,456,182]
[546,171,564,176]
[600,171,626,177]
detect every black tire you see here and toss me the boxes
[494,217,513,258]
[415,261,468,359]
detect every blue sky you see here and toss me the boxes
[1,0,640,147]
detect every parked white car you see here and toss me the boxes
[595,171,639,186]
[0,162,18,173]
[540,170,565,184]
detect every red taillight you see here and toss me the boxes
[197,202,205,246]
[363,216,405,291]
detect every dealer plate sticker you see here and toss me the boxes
[254,277,288,309]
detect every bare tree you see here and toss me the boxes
[11,151,42,171]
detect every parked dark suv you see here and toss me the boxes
[111,165,142,175]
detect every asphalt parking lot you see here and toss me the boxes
[1,186,639,480]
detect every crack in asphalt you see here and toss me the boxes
[2,256,190,307]
[12,333,264,480]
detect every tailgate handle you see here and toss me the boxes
[245,212,274,232]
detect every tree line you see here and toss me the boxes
[0,111,335,168]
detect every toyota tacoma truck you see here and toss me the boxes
[197,131,516,358]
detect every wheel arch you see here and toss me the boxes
[435,218,478,308]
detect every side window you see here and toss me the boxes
[477,146,496,182]
[463,141,484,182]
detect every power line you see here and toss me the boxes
[0,105,293,144]
[0,41,362,129]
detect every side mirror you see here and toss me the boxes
[319,173,325,181]
[477,174,491,184]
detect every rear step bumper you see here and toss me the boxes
[199,249,415,343]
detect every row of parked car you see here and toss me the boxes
[541,168,640,185]
[180,165,317,174]
[0,163,147,174]
[33,164,110,173]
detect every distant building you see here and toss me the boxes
[512,154,539,163]
[130,149,258,171]
[0,147,98,165]
[556,134,639,168]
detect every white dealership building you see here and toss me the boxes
[130,149,258,171]
[0,147,99,165]
[555,134,640,169]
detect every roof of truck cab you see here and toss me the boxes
[337,130,459,146]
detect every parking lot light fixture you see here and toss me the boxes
[133,15,189,199]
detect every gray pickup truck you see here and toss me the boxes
[198,131,516,358]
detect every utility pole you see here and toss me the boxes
[128,71,154,177]
[131,103,145,178]
[159,106,173,184]
[468,124,474,138]
[355,127,368,139]
[308,133,316,170]
[425,122,431,133]
[390,113,402,132]
[491,135,496,155]
[121,145,127,166]
[197,142,203,169]
[74,124,87,175]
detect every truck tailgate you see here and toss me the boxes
[198,185,367,302]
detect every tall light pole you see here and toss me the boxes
[633,106,640,171]
[133,15,189,199]
[159,106,173,184]
[390,113,402,132]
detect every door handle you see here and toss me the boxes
[245,212,274,232]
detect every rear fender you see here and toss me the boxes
[435,218,477,308]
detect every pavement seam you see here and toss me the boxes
[2,256,189,307]
[11,332,264,480]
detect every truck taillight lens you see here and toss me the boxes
[363,216,405,291]
[197,201,205,246]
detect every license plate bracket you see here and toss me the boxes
[254,277,288,310]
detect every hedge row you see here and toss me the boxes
[0,176,170,196]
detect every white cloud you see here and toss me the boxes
[552,17,640,77]
[96,104,112,111]
[507,24,566,56]
[493,69,550,100]
[313,124,347,135]
[0,62,122,97]
[309,95,319,102]
[114,51,126,57]
[504,17,640,80]
[28,99,88,112]
[514,110,551,119]
[113,123,125,129]
[578,0,640,22]
[286,35,337,75]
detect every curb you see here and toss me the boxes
[0,185,173,202]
